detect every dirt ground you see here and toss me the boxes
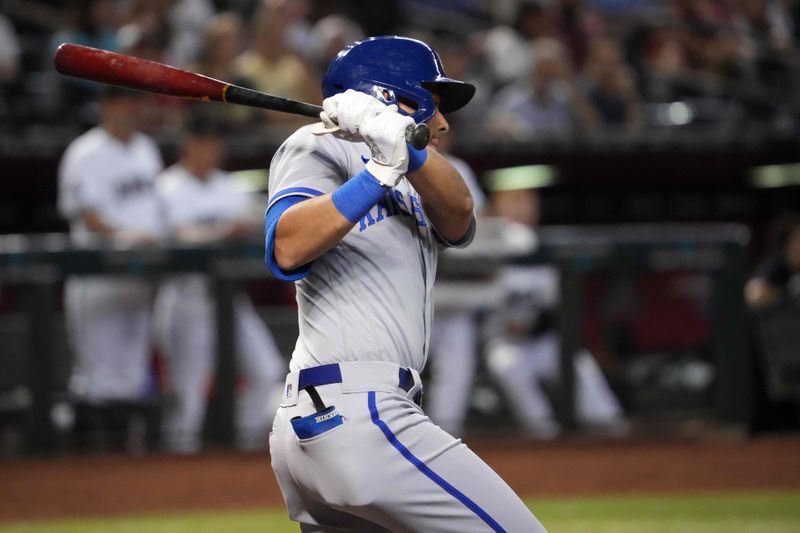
[1,434,799,523]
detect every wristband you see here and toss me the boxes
[331,169,387,223]
[407,144,428,174]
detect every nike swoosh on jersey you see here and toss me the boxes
[361,155,370,164]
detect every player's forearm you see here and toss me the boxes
[273,195,353,270]
[407,149,474,241]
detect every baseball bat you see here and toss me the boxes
[53,43,430,149]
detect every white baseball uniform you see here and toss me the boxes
[486,265,627,439]
[267,126,546,532]
[57,127,164,403]
[427,153,487,437]
[155,164,286,452]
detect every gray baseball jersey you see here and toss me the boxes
[268,124,475,373]
[268,126,546,532]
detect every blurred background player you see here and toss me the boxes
[745,213,800,310]
[154,112,285,453]
[57,86,164,449]
[426,132,488,437]
[745,213,800,430]
[484,173,627,439]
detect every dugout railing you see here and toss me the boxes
[0,223,750,453]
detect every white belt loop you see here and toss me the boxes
[280,370,300,407]
[407,367,423,400]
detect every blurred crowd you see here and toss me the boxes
[3,0,800,146]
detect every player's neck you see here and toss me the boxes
[103,124,134,143]
[182,160,213,181]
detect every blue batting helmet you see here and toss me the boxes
[321,36,476,124]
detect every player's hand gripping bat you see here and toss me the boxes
[52,43,430,149]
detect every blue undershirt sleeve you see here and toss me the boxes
[264,195,313,281]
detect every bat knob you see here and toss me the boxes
[406,123,430,150]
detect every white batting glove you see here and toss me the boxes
[360,106,415,187]
[320,89,387,142]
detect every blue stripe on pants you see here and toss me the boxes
[367,391,506,532]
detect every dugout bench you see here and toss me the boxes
[0,223,750,453]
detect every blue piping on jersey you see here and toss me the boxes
[267,187,324,210]
[264,195,314,281]
[367,391,506,532]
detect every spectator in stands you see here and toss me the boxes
[116,19,168,63]
[420,34,493,136]
[267,0,314,61]
[581,36,642,130]
[57,86,164,451]
[164,0,215,68]
[745,214,800,309]
[51,0,119,53]
[307,15,364,72]
[482,1,558,89]
[555,0,607,68]
[674,0,749,81]
[116,21,183,135]
[0,14,20,84]
[190,12,250,128]
[489,38,597,139]
[154,112,285,453]
[232,1,317,127]
[194,12,245,83]
[0,13,20,117]
[735,0,797,90]
[634,22,695,102]
[483,173,628,439]
[737,0,794,52]
[118,0,213,68]
[50,0,120,103]
[119,0,172,47]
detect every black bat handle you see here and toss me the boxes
[226,85,430,149]
[406,123,431,150]
[301,103,430,150]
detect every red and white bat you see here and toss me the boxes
[52,43,430,149]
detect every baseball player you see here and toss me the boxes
[57,87,163,436]
[154,115,286,452]
[427,133,488,438]
[266,36,546,532]
[486,184,627,439]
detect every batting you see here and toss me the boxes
[265,36,547,532]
